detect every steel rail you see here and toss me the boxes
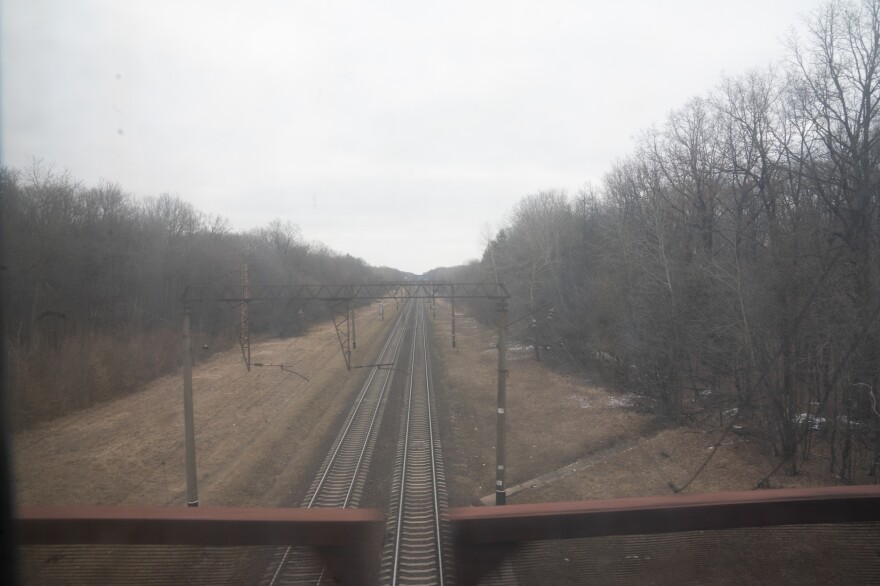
[423,305,445,584]
[268,303,413,585]
[340,303,415,508]
[391,304,420,584]
[389,303,446,585]
[307,302,412,508]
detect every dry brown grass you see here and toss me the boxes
[12,305,395,507]
[6,326,210,429]
[431,300,855,506]
[12,297,859,510]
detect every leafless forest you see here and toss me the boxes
[0,169,406,426]
[3,0,880,486]
[432,1,880,482]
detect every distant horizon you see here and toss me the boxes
[2,0,816,273]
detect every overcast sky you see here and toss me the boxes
[3,0,819,274]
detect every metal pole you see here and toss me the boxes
[350,299,357,350]
[182,308,199,507]
[451,285,456,348]
[532,318,541,362]
[496,299,508,505]
[240,264,250,371]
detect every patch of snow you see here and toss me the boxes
[794,413,826,430]
[570,394,592,409]
[507,343,532,353]
[837,415,862,428]
[605,393,639,408]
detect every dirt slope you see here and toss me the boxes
[14,296,853,508]
[12,304,395,508]
[430,299,851,507]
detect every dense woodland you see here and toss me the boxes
[433,0,880,482]
[2,0,878,483]
[0,166,403,427]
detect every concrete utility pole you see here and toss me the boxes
[350,300,357,350]
[182,308,199,506]
[532,317,541,362]
[495,299,508,505]
[240,264,251,371]
[451,285,456,348]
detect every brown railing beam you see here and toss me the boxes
[18,505,383,584]
[450,486,880,585]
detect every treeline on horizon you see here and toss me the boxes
[1,164,404,428]
[431,0,880,483]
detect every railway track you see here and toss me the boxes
[262,302,413,585]
[379,302,450,585]
[261,299,450,585]
[261,302,451,586]
[302,303,414,510]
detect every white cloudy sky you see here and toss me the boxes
[3,0,818,274]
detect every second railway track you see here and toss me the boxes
[263,299,451,585]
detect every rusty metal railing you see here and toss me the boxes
[17,505,383,584]
[16,486,880,585]
[449,486,880,585]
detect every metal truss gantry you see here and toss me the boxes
[183,281,509,304]
[184,281,509,370]
[179,281,510,508]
